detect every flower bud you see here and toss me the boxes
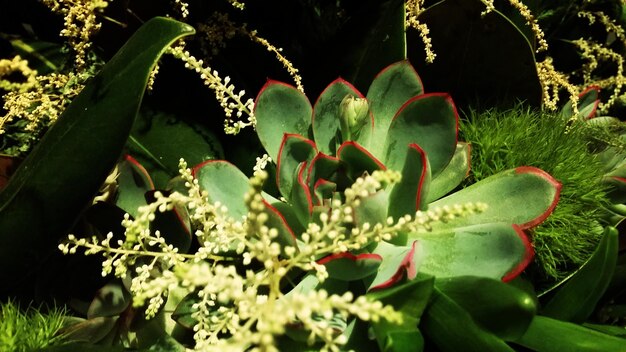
[339,94,369,141]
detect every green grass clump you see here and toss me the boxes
[460,107,610,282]
[0,300,69,352]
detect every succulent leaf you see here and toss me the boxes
[337,141,386,181]
[317,252,383,281]
[368,241,423,291]
[193,160,250,221]
[426,142,471,203]
[145,190,192,253]
[388,144,431,226]
[276,134,317,200]
[255,81,313,161]
[366,60,424,159]
[115,155,155,218]
[306,152,343,201]
[383,93,458,177]
[413,222,533,282]
[430,167,561,230]
[262,200,299,252]
[290,162,314,225]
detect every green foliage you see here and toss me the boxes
[460,107,610,281]
[0,300,69,352]
[0,17,195,297]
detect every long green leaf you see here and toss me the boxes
[436,276,536,341]
[0,17,195,294]
[514,316,626,351]
[541,227,619,323]
[421,288,515,352]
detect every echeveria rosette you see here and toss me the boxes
[244,60,559,286]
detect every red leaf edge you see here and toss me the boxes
[501,224,535,282]
[316,252,383,265]
[191,159,238,179]
[276,133,317,191]
[408,143,429,210]
[124,154,155,190]
[371,60,424,94]
[254,79,310,111]
[369,240,419,291]
[296,161,314,215]
[262,199,297,243]
[579,85,601,120]
[514,166,562,229]
[392,92,460,148]
[313,178,336,206]
[305,152,340,188]
[337,141,387,171]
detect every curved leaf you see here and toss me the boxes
[367,275,435,352]
[254,81,312,161]
[337,141,386,181]
[383,93,458,177]
[262,200,298,252]
[192,160,250,221]
[436,276,536,341]
[412,223,533,281]
[115,155,155,218]
[515,316,626,352]
[145,190,192,253]
[430,167,561,230]
[541,227,619,323]
[312,78,370,154]
[421,288,515,352]
[366,60,424,159]
[427,142,470,202]
[276,134,317,200]
[388,144,431,225]
[0,17,195,291]
[368,241,423,291]
[561,85,600,120]
[87,279,131,319]
[317,252,382,281]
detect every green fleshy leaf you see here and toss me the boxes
[388,144,431,227]
[436,276,536,341]
[421,288,515,352]
[312,79,369,154]
[262,200,298,253]
[337,141,385,182]
[383,93,458,177]
[368,241,422,291]
[171,292,199,330]
[541,227,618,323]
[87,279,131,319]
[115,155,154,218]
[276,134,317,200]
[269,201,306,241]
[366,61,424,159]
[254,81,312,161]
[317,252,382,281]
[127,109,224,188]
[426,142,470,202]
[430,167,561,230]
[290,162,314,225]
[367,275,434,352]
[306,153,343,200]
[514,316,626,351]
[412,223,532,281]
[353,189,389,231]
[193,160,250,221]
[0,17,195,291]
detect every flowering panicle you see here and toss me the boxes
[41,0,108,71]
[405,0,436,63]
[198,13,304,93]
[59,159,484,350]
[167,44,256,135]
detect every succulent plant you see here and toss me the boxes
[193,60,561,288]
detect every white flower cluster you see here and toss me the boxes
[59,159,484,350]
